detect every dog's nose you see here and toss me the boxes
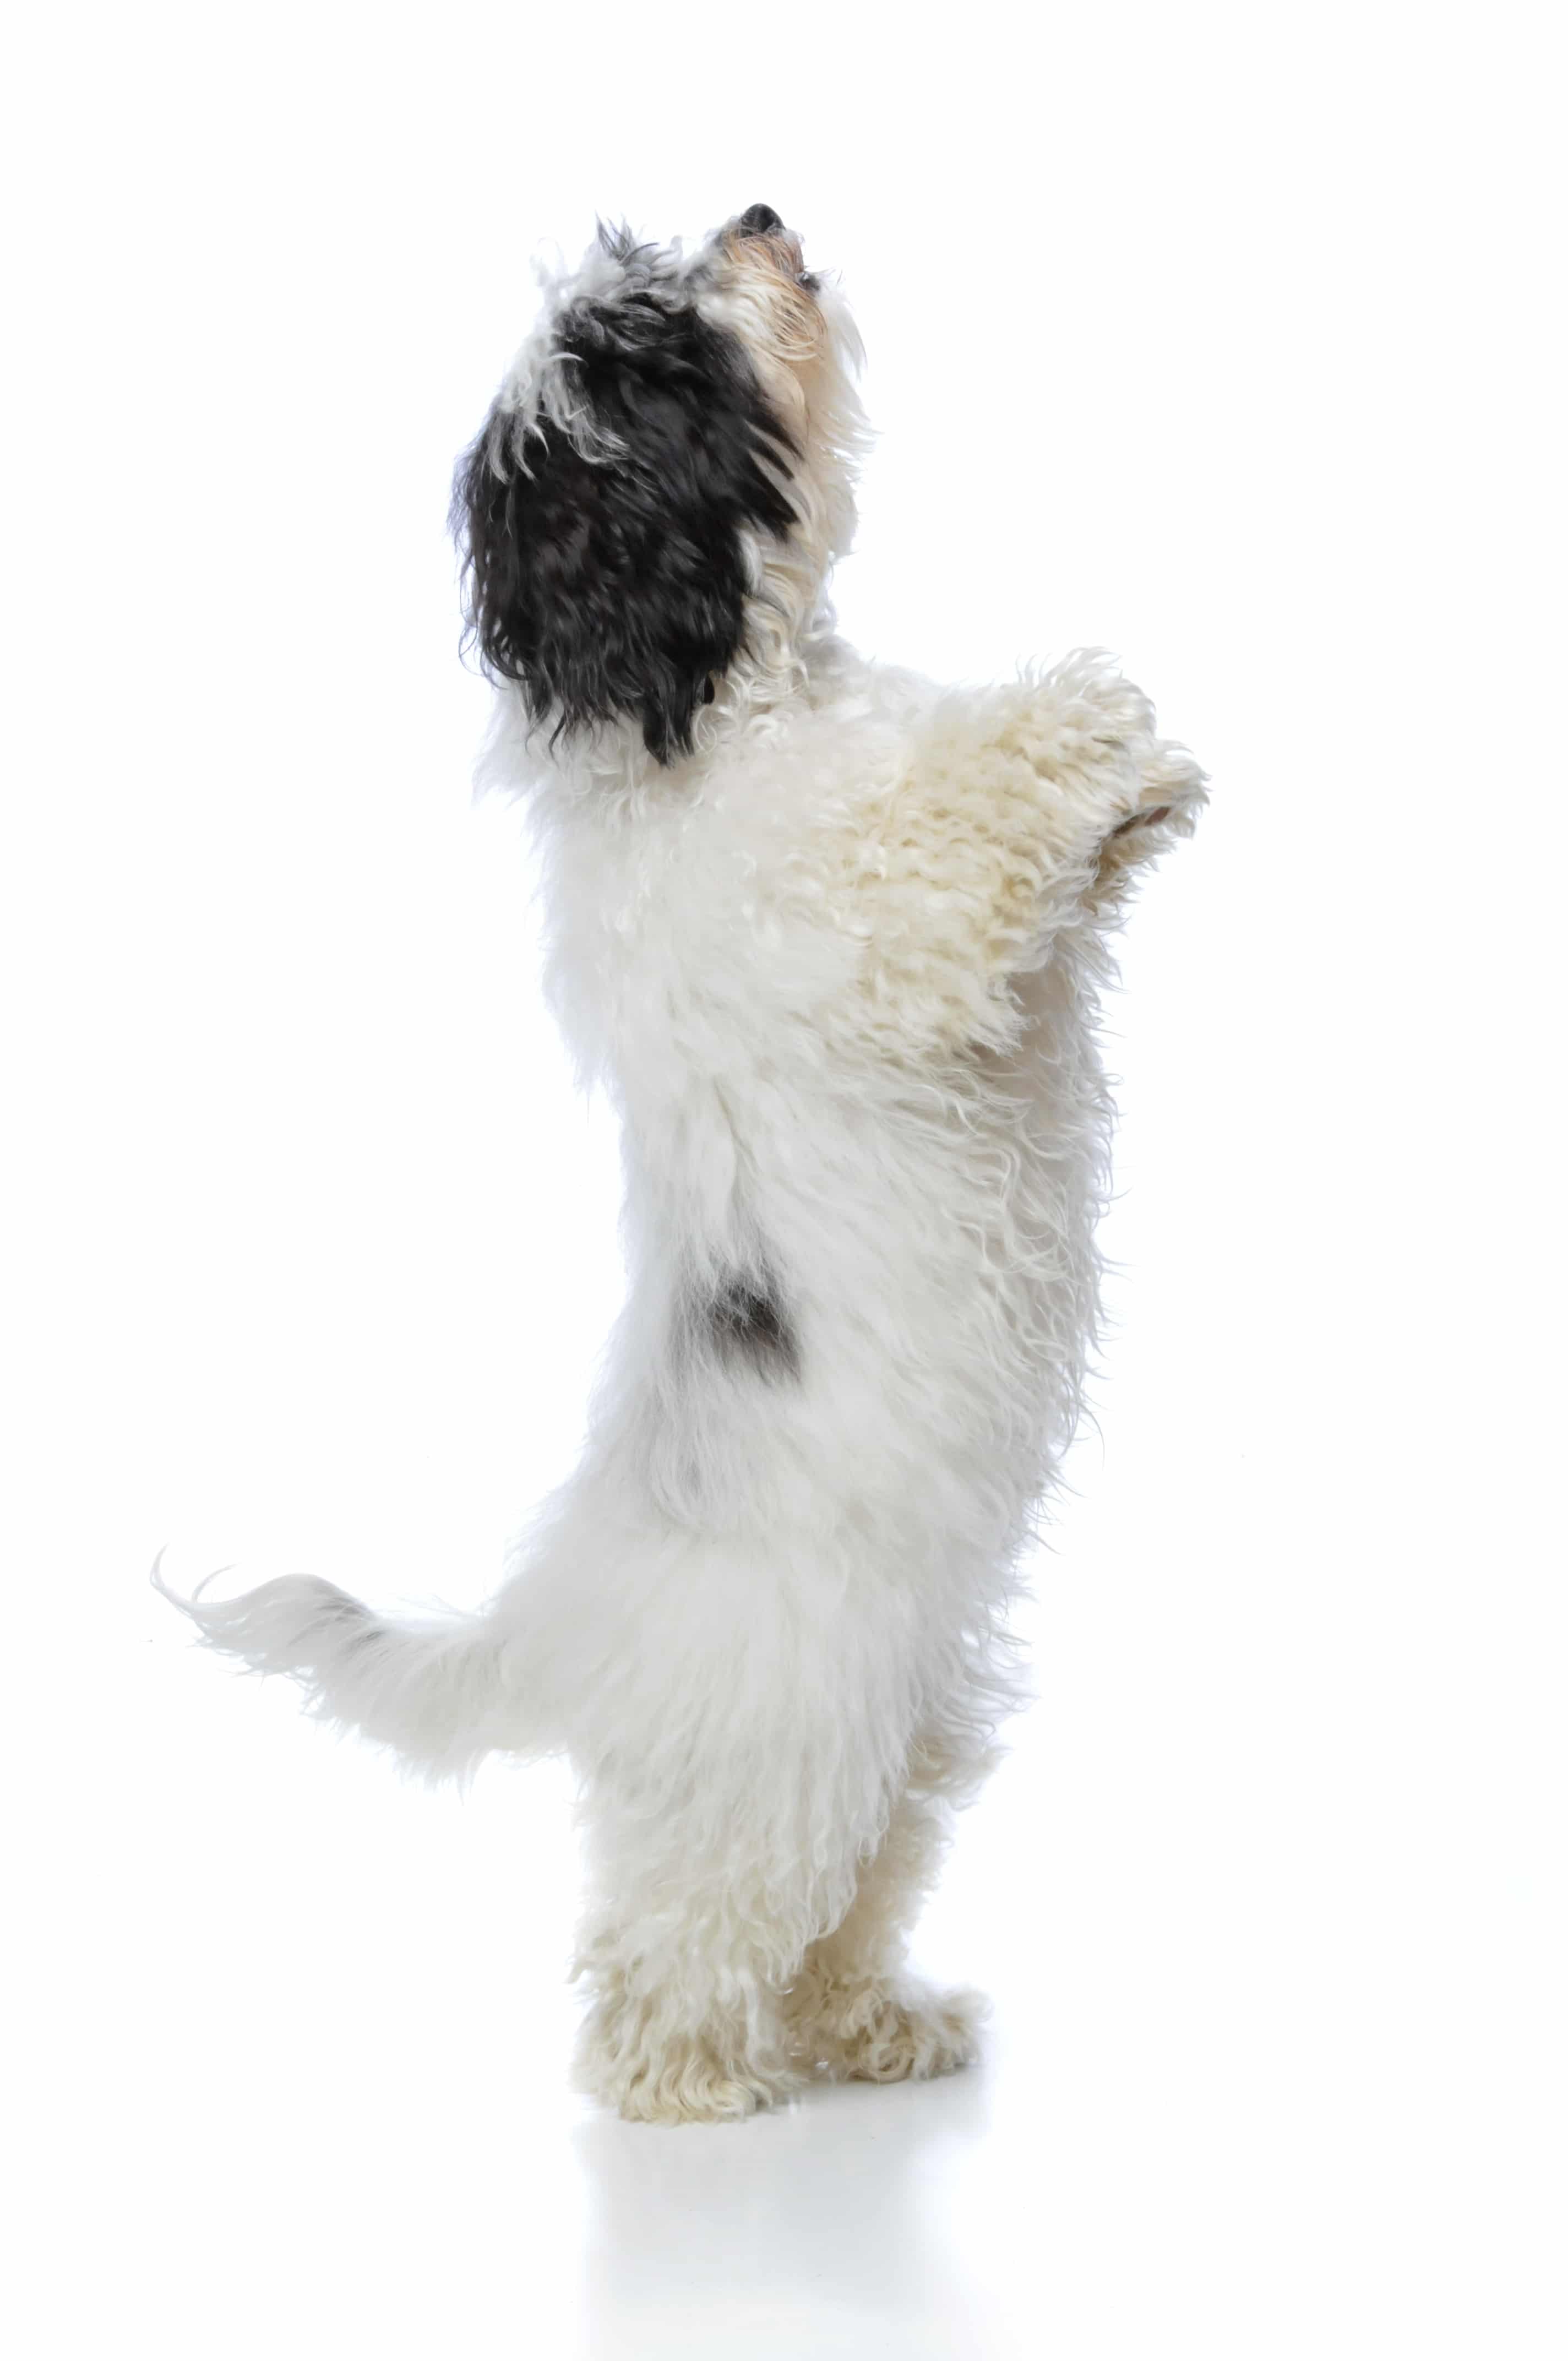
[737,203,783,236]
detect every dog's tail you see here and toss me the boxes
[151,1553,525,1783]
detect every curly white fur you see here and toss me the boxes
[159,213,1206,2124]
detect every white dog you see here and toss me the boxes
[158,206,1206,2123]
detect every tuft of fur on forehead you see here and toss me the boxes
[453,226,805,765]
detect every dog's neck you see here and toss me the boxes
[520,557,841,803]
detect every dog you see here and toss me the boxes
[157,205,1207,2123]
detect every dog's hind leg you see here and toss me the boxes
[570,1892,798,2125]
[570,1741,895,2125]
[782,1776,988,2086]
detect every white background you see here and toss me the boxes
[6,4,1564,2354]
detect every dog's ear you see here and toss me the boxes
[452,299,798,764]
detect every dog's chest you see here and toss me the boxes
[542,782,848,1093]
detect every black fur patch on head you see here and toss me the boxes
[705,1271,800,1382]
[452,269,799,764]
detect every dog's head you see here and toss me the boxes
[451,208,865,766]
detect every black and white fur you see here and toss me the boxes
[159,206,1207,2123]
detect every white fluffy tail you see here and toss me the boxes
[151,1555,523,1783]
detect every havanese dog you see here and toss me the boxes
[157,204,1207,2123]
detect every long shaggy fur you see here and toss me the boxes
[160,206,1207,2123]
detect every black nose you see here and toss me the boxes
[737,204,783,236]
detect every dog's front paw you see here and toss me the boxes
[1086,725,1207,912]
[1106,734,1207,839]
[998,651,1207,889]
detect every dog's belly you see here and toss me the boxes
[605,998,1106,1573]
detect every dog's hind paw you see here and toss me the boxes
[576,2023,797,2126]
[790,1974,987,2085]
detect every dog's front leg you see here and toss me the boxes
[936,654,1205,930]
[840,653,1206,1056]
